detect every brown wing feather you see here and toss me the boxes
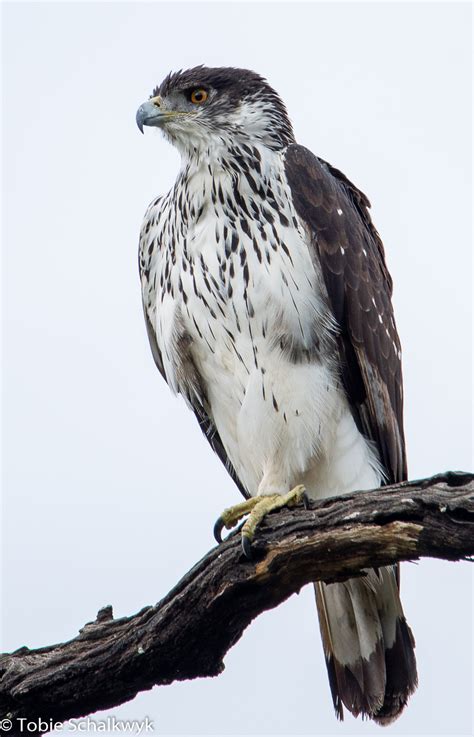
[284,145,406,484]
[285,146,416,723]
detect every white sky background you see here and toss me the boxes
[2,2,472,736]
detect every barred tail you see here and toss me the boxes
[315,566,417,724]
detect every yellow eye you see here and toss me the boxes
[190,88,208,104]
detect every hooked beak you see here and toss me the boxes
[136,95,168,133]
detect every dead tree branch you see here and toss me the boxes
[1,471,473,730]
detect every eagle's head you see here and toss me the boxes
[136,66,295,157]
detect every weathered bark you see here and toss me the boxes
[1,471,473,732]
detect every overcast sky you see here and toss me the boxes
[2,2,472,736]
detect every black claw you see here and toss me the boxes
[242,535,253,560]
[303,491,310,510]
[214,517,225,544]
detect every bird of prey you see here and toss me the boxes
[136,66,417,724]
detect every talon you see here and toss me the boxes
[213,485,306,556]
[212,497,259,545]
[242,534,253,559]
[214,517,225,544]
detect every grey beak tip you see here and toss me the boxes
[136,108,145,134]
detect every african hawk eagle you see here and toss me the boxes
[136,66,417,724]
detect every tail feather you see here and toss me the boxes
[373,617,418,725]
[315,566,417,724]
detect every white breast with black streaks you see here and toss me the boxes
[140,143,382,498]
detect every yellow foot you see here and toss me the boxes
[213,485,307,559]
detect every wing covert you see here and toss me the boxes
[284,145,406,484]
